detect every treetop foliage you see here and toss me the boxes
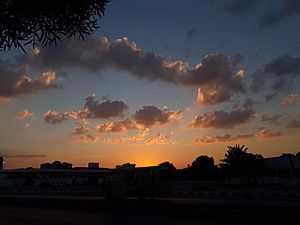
[0,0,110,52]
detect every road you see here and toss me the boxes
[0,195,299,225]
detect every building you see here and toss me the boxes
[0,157,3,170]
[88,162,100,169]
[264,152,300,175]
[0,162,109,187]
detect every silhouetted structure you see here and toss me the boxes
[220,144,264,178]
[40,161,72,169]
[0,157,4,170]
[0,0,110,52]
[88,162,100,169]
[104,166,169,199]
[264,152,300,176]
[116,163,136,169]
[158,161,177,179]
[178,155,218,180]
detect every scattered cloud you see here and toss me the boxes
[281,94,299,105]
[235,69,245,78]
[133,105,182,127]
[265,92,277,101]
[0,61,60,99]
[224,0,258,16]
[221,0,300,29]
[194,133,254,144]
[67,134,99,143]
[21,122,31,131]
[262,114,282,123]
[44,94,129,126]
[84,94,128,119]
[257,129,281,139]
[191,107,255,129]
[44,110,67,124]
[258,0,300,29]
[25,37,245,105]
[287,119,300,128]
[73,125,91,135]
[96,119,138,133]
[0,153,47,158]
[16,109,34,120]
[145,133,176,145]
[252,55,300,91]
[101,129,150,144]
[44,93,183,142]
[96,104,182,135]
[32,47,40,55]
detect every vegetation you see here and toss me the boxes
[158,161,177,179]
[0,0,110,52]
[220,144,264,178]
[158,144,265,181]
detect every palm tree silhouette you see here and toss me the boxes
[222,144,248,167]
[221,144,264,179]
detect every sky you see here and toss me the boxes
[0,0,300,169]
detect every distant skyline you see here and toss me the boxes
[1,0,300,169]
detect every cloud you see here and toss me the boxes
[224,0,258,16]
[186,28,199,39]
[84,94,128,119]
[32,47,40,55]
[252,55,300,91]
[265,92,277,101]
[1,153,47,158]
[235,69,245,78]
[96,119,138,133]
[67,134,99,143]
[44,110,67,124]
[24,37,245,105]
[133,105,182,127]
[221,0,300,29]
[44,94,129,126]
[95,105,182,136]
[145,133,176,145]
[262,114,282,123]
[191,107,255,129]
[257,129,281,139]
[243,97,257,108]
[101,129,150,144]
[194,133,254,144]
[16,109,34,120]
[73,125,91,135]
[0,61,60,99]
[287,119,300,128]
[21,122,31,131]
[281,94,299,105]
[258,0,300,29]
[44,95,181,142]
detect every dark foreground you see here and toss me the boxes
[0,195,299,225]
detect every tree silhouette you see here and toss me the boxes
[189,155,218,179]
[0,0,110,52]
[158,161,177,179]
[220,144,264,178]
[178,155,218,180]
